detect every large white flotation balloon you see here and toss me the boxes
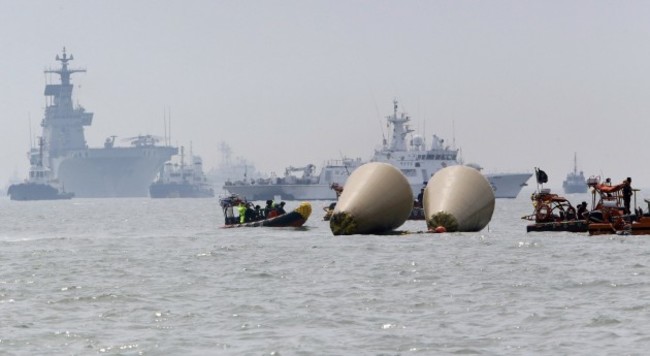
[330,162,413,235]
[423,165,495,232]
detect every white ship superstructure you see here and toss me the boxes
[369,100,531,198]
[38,48,176,197]
[223,157,364,200]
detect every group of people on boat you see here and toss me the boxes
[220,194,287,225]
[527,177,643,223]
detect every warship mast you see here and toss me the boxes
[42,47,93,160]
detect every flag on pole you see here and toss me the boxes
[535,168,548,184]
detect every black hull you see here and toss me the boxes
[222,202,312,228]
[526,220,589,233]
[223,211,308,228]
[149,182,214,199]
[7,183,74,201]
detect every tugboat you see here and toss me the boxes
[149,146,215,198]
[562,153,587,194]
[7,137,74,201]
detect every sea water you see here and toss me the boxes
[1,192,649,355]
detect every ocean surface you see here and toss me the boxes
[1,190,650,355]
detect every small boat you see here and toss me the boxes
[522,168,588,232]
[150,146,215,198]
[562,153,587,194]
[585,178,650,235]
[7,137,74,201]
[522,188,588,232]
[524,171,650,235]
[219,194,312,228]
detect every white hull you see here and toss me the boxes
[484,173,532,199]
[224,171,531,201]
[224,183,336,201]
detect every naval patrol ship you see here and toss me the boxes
[37,48,177,197]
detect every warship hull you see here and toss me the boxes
[149,182,214,198]
[53,146,177,198]
[563,182,588,194]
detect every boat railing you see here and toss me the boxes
[323,157,364,167]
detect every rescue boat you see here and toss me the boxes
[522,188,589,232]
[585,180,650,235]
[219,194,312,228]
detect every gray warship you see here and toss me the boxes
[38,48,177,197]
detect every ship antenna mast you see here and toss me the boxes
[163,109,168,146]
[168,108,172,147]
[28,113,33,150]
[180,145,185,169]
[452,120,456,149]
[45,47,86,85]
[38,136,44,167]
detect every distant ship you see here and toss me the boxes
[223,158,364,200]
[37,48,177,197]
[562,153,587,194]
[149,146,215,198]
[223,99,531,200]
[208,142,261,193]
[7,137,74,201]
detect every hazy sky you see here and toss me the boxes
[2,1,650,191]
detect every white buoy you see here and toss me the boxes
[423,165,495,232]
[330,162,413,235]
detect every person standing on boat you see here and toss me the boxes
[416,188,424,208]
[623,177,633,215]
[277,201,287,215]
[237,202,247,224]
[576,201,588,220]
[264,200,274,218]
